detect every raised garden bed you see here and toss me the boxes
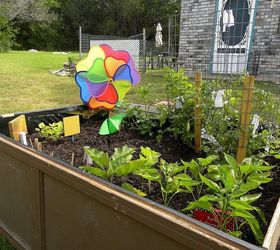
[0,105,280,250]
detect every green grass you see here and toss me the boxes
[0,51,165,114]
[1,51,279,115]
[0,51,82,114]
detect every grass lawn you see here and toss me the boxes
[0,51,279,115]
[0,51,165,114]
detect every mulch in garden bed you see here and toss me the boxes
[27,117,280,247]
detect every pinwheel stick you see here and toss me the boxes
[107,110,111,148]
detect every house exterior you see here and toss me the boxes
[178,0,280,78]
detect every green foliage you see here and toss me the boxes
[135,158,200,206]
[35,121,64,141]
[80,146,160,183]
[183,153,273,244]
[121,182,147,197]
[0,17,16,52]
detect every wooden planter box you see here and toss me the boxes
[0,106,279,250]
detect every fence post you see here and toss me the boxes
[79,26,82,60]
[194,72,202,154]
[236,76,255,164]
[143,28,146,74]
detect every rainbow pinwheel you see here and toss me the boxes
[75,44,140,110]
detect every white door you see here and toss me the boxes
[212,0,257,74]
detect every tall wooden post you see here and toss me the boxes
[236,76,255,164]
[194,72,202,153]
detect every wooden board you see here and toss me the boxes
[263,198,280,250]
[8,115,28,141]
[63,115,80,137]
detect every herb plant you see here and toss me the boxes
[35,121,64,141]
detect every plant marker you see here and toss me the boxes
[63,115,80,141]
[19,132,28,146]
[71,152,75,166]
[29,138,34,149]
[8,115,28,141]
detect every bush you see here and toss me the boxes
[0,17,16,52]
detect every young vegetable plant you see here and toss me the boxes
[134,159,200,206]
[80,146,160,185]
[183,153,274,245]
[35,121,64,141]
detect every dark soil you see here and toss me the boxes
[28,117,280,248]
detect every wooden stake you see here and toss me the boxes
[34,138,39,150]
[29,138,34,149]
[37,142,42,152]
[71,152,75,166]
[194,72,202,154]
[236,76,255,164]
[51,151,54,157]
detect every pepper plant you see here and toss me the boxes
[183,153,274,244]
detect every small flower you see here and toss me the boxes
[75,44,140,109]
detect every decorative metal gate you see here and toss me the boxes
[212,0,258,74]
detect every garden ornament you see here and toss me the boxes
[214,89,227,108]
[251,114,260,136]
[75,44,140,135]
[155,23,163,47]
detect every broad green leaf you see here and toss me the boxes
[197,155,218,167]
[182,201,213,212]
[140,147,161,160]
[231,209,255,219]
[240,193,262,204]
[218,165,235,189]
[134,168,161,183]
[80,166,107,180]
[175,174,200,186]
[111,145,135,168]
[245,217,264,245]
[247,173,272,185]
[224,153,239,178]
[84,147,109,169]
[230,200,254,210]
[121,182,147,197]
[199,174,220,193]
[116,159,146,176]
[254,207,267,224]
[240,164,253,175]
[229,231,242,238]
[182,160,199,180]
[199,194,220,202]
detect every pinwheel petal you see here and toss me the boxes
[96,84,118,104]
[87,58,109,83]
[100,44,130,63]
[104,57,125,78]
[86,79,109,98]
[113,80,132,101]
[113,64,133,83]
[75,71,91,103]
[89,97,115,110]
[127,57,141,85]
[76,46,105,72]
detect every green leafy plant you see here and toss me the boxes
[183,153,273,244]
[80,146,160,184]
[134,159,200,206]
[35,121,64,141]
[182,155,219,199]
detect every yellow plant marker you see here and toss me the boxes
[8,115,28,141]
[63,115,80,137]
